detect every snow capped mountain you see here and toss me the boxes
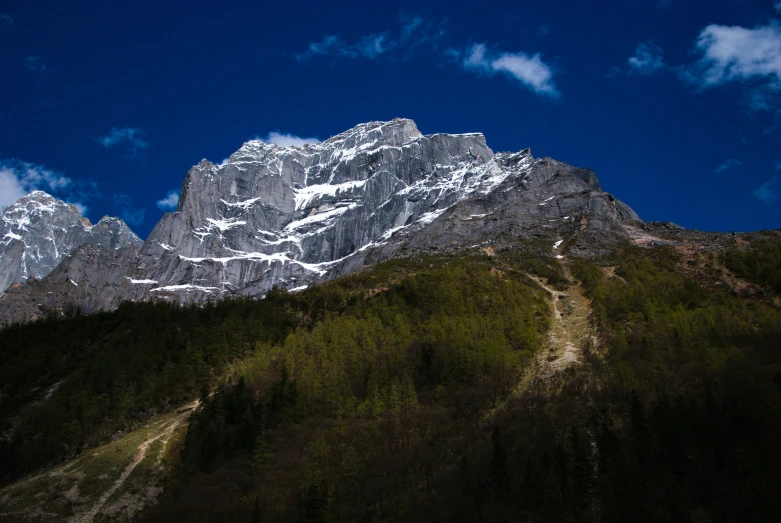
[132,118,536,298]
[0,119,640,325]
[0,191,142,294]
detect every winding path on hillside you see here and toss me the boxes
[69,400,199,523]
[528,261,595,378]
[484,243,596,422]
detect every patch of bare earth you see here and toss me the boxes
[0,401,198,523]
[485,255,597,422]
[528,262,595,378]
[69,410,190,523]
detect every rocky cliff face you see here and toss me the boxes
[125,118,638,302]
[0,191,142,294]
[0,118,641,325]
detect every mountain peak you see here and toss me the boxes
[322,118,422,147]
[0,120,640,324]
[25,189,55,201]
[134,119,637,306]
[0,192,142,294]
[9,190,62,210]
[4,191,85,221]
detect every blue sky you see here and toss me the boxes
[1,0,780,238]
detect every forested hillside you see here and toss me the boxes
[2,235,781,522]
[144,238,781,522]
[0,251,553,490]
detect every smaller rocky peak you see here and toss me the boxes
[1,191,139,294]
[86,216,143,249]
[495,147,534,167]
[25,190,56,202]
[6,190,61,213]
[2,191,87,230]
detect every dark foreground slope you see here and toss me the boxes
[1,232,780,522]
[0,244,555,495]
[142,234,781,523]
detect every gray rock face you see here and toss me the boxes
[0,191,142,294]
[0,242,141,325]
[127,118,639,302]
[0,118,642,326]
[130,120,487,295]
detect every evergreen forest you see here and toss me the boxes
[1,236,780,522]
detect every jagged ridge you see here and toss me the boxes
[0,191,142,294]
[0,118,640,325]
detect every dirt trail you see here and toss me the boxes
[485,250,596,422]
[67,400,199,523]
[528,261,595,378]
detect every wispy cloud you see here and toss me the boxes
[457,43,559,97]
[113,194,145,225]
[296,15,446,61]
[297,34,390,60]
[606,66,623,80]
[97,127,151,159]
[681,22,781,111]
[24,56,50,73]
[628,42,666,75]
[258,131,320,147]
[754,176,779,204]
[608,41,666,78]
[775,1,781,14]
[537,24,551,36]
[297,16,554,97]
[156,190,180,211]
[715,158,743,173]
[0,14,12,28]
[0,159,90,213]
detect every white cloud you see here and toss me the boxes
[24,56,50,73]
[97,127,151,158]
[715,158,743,173]
[156,190,180,211]
[754,176,779,204]
[296,15,446,61]
[775,1,781,14]
[358,34,390,58]
[682,22,781,110]
[628,42,666,75]
[460,43,559,97]
[606,65,623,79]
[297,35,342,60]
[0,14,13,28]
[297,33,394,60]
[400,15,422,39]
[296,17,557,97]
[260,131,320,147]
[0,159,85,212]
[537,24,551,36]
[0,169,26,210]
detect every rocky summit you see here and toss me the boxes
[0,118,640,325]
[0,191,141,294]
